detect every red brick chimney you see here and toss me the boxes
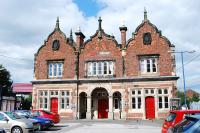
[119,24,127,49]
[75,27,85,51]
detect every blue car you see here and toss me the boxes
[14,110,54,130]
[168,114,200,133]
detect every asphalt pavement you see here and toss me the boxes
[38,119,163,133]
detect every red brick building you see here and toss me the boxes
[32,10,179,120]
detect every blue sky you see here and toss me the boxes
[74,0,101,16]
[0,0,200,92]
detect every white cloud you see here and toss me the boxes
[0,0,200,90]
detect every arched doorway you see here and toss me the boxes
[145,96,155,119]
[79,92,87,119]
[113,91,121,119]
[91,88,109,119]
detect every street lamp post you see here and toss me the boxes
[171,50,195,109]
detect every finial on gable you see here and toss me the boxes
[55,16,60,30]
[144,7,148,21]
[98,17,102,31]
[69,29,74,44]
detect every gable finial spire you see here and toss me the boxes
[55,16,60,29]
[69,29,73,44]
[98,16,102,30]
[144,7,148,21]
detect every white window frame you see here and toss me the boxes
[48,62,63,78]
[131,89,142,110]
[158,88,169,110]
[60,91,70,110]
[87,61,114,76]
[140,58,157,73]
[39,90,48,109]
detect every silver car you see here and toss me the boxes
[0,112,34,133]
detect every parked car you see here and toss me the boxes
[0,111,35,133]
[15,110,54,130]
[162,110,200,133]
[167,115,200,133]
[0,128,6,133]
[31,110,60,124]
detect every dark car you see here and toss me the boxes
[32,110,60,124]
[167,115,200,133]
[14,110,54,130]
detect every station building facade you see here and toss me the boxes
[32,11,179,120]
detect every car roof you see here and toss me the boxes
[170,110,200,114]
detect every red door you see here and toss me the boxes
[145,96,155,119]
[98,99,108,119]
[51,98,58,114]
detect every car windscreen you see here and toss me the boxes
[43,110,52,115]
[166,112,176,122]
[173,117,198,132]
[5,112,21,120]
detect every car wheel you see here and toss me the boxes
[38,123,42,131]
[11,127,23,133]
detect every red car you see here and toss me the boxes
[162,110,200,133]
[31,110,60,124]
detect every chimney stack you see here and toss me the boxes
[75,27,85,51]
[119,23,127,49]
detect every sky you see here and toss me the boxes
[0,0,200,92]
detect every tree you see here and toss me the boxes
[0,65,13,96]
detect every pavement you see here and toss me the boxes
[39,119,163,133]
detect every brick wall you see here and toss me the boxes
[34,30,76,79]
[126,21,173,77]
[79,33,123,78]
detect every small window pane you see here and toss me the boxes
[151,89,154,94]
[145,90,148,94]
[138,90,141,95]
[164,89,168,94]
[93,62,97,75]
[104,62,107,74]
[132,90,135,95]
[158,89,162,94]
[165,97,169,108]
[147,59,151,72]
[159,97,162,109]
[138,97,141,109]
[132,98,136,109]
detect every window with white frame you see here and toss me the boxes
[87,61,114,76]
[39,91,48,109]
[158,88,169,109]
[48,61,63,78]
[131,89,142,109]
[61,91,70,109]
[140,58,157,73]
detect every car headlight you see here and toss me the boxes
[45,121,50,123]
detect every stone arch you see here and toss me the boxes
[91,87,109,119]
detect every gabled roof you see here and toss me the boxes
[82,17,120,49]
[127,9,174,48]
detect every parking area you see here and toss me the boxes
[36,119,163,133]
